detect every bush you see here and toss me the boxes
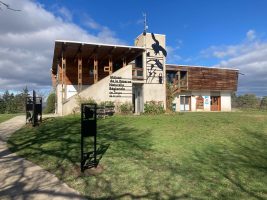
[99,101,115,107]
[260,96,267,111]
[76,96,96,105]
[237,94,259,109]
[166,83,174,112]
[119,102,133,114]
[44,93,55,114]
[144,101,164,114]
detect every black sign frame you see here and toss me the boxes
[81,103,97,172]
[25,90,42,127]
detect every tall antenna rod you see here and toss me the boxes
[143,13,148,36]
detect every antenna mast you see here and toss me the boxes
[143,13,148,36]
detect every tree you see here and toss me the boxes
[231,92,238,108]
[44,92,55,114]
[166,83,175,112]
[260,96,267,111]
[237,94,259,109]
[0,95,6,113]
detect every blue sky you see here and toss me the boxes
[0,0,267,96]
[39,0,267,65]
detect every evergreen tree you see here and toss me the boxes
[0,95,6,113]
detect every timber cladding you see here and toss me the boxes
[166,65,239,91]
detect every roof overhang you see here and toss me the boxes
[52,40,145,73]
[166,64,239,71]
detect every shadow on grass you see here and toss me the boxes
[0,116,87,200]
[83,143,110,169]
[178,129,267,200]
[6,116,267,199]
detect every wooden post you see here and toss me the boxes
[122,57,126,67]
[109,57,113,75]
[94,57,98,83]
[61,56,66,101]
[78,56,82,92]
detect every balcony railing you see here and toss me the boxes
[172,78,188,94]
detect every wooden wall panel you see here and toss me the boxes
[167,65,238,91]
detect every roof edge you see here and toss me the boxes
[54,40,145,50]
[166,64,239,71]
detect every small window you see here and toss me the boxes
[180,71,187,80]
[135,55,143,68]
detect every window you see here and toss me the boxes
[180,71,187,80]
[135,55,143,68]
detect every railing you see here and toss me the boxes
[172,78,188,94]
[132,67,143,80]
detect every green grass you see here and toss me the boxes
[8,112,267,199]
[0,114,18,123]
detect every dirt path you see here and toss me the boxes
[0,115,86,200]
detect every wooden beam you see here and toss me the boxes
[94,57,98,83]
[113,48,131,63]
[61,55,66,101]
[78,56,82,92]
[109,57,113,75]
[122,57,126,67]
[88,46,99,59]
[99,47,116,62]
[73,44,82,62]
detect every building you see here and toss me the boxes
[51,32,239,115]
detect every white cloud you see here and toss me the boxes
[246,29,256,41]
[205,30,267,96]
[166,46,182,63]
[83,15,102,30]
[166,40,183,63]
[58,7,72,22]
[0,0,124,91]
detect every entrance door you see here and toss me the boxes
[211,96,221,111]
[133,85,143,114]
[180,96,191,111]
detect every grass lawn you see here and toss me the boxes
[0,114,19,123]
[8,112,267,199]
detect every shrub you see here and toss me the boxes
[144,101,164,114]
[119,102,133,114]
[99,101,115,107]
[76,96,96,105]
[260,96,267,111]
[166,83,174,112]
[237,94,259,110]
[44,93,55,114]
[72,96,97,114]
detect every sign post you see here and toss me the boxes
[81,103,97,172]
[25,90,42,127]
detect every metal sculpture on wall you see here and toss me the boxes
[25,90,42,127]
[81,103,97,172]
[146,33,167,84]
[151,33,167,57]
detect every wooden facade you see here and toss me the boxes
[51,41,145,88]
[166,65,239,92]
